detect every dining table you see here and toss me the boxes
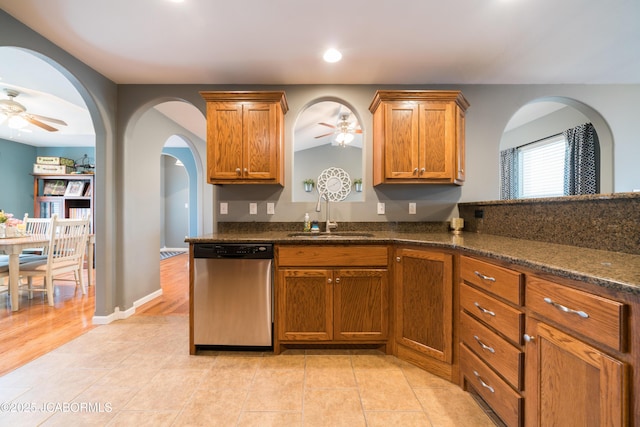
[0,234,95,311]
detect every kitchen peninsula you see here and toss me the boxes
[187,221,639,426]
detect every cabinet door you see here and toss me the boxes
[277,269,333,341]
[418,102,454,180]
[207,102,243,180]
[243,103,278,180]
[383,103,420,179]
[333,268,388,341]
[395,249,453,362]
[525,318,628,427]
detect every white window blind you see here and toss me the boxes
[518,135,565,198]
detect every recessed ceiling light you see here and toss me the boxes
[323,48,342,63]
[167,0,185,3]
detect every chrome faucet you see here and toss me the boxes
[315,190,338,233]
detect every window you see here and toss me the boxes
[518,135,566,198]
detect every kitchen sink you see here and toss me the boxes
[287,232,375,238]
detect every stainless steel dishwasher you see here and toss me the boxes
[193,243,273,349]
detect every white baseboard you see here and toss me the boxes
[92,288,164,325]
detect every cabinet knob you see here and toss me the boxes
[523,334,535,343]
[243,168,248,173]
[235,167,241,174]
[413,168,418,174]
[396,256,401,262]
[327,278,332,284]
[420,167,426,173]
[335,277,340,284]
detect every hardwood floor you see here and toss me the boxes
[0,253,189,377]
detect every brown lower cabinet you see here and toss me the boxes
[524,318,628,427]
[274,245,389,353]
[394,248,455,380]
[460,255,631,427]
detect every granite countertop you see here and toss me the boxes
[186,231,640,296]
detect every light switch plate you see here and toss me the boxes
[409,202,416,214]
[267,202,275,215]
[219,202,228,215]
[377,202,385,215]
[249,203,258,215]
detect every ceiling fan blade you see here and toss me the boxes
[24,116,59,132]
[314,132,335,139]
[27,113,67,126]
[318,122,336,129]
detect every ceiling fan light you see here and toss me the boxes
[7,115,28,129]
[323,48,342,63]
[343,132,354,144]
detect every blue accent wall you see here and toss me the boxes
[0,138,36,217]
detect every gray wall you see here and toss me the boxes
[3,11,640,319]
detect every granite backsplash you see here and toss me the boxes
[458,192,640,255]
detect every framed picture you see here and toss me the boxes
[64,181,86,197]
[43,180,67,196]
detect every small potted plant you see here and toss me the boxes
[303,178,314,192]
[353,178,363,192]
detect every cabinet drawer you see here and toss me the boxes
[526,276,627,352]
[460,283,524,345]
[277,245,388,267]
[460,256,523,305]
[460,312,523,390]
[460,344,523,427]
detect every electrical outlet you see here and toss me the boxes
[219,202,228,215]
[267,202,275,215]
[377,202,385,215]
[249,203,258,215]
[409,202,416,214]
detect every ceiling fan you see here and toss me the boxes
[0,88,68,132]
[315,113,362,145]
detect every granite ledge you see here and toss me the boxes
[186,231,640,297]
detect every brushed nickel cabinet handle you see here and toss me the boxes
[327,278,332,284]
[420,167,426,173]
[472,370,495,393]
[523,334,535,343]
[474,271,496,282]
[235,167,241,174]
[335,277,340,284]
[396,257,401,262]
[413,168,418,174]
[473,335,496,353]
[474,302,496,317]
[543,297,589,318]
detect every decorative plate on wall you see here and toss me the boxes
[317,167,351,202]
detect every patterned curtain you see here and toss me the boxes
[500,147,518,200]
[563,123,599,195]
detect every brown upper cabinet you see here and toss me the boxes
[369,90,469,185]
[200,91,288,185]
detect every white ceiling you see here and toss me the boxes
[0,0,638,147]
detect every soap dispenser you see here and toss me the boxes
[303,213,311,232]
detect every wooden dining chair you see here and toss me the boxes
[20,213,54,258]
[19,214,91,306]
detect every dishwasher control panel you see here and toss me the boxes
[193,243,273,259]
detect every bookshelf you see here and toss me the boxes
[33,174,94,232]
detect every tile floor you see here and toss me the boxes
[0,315,495,426]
